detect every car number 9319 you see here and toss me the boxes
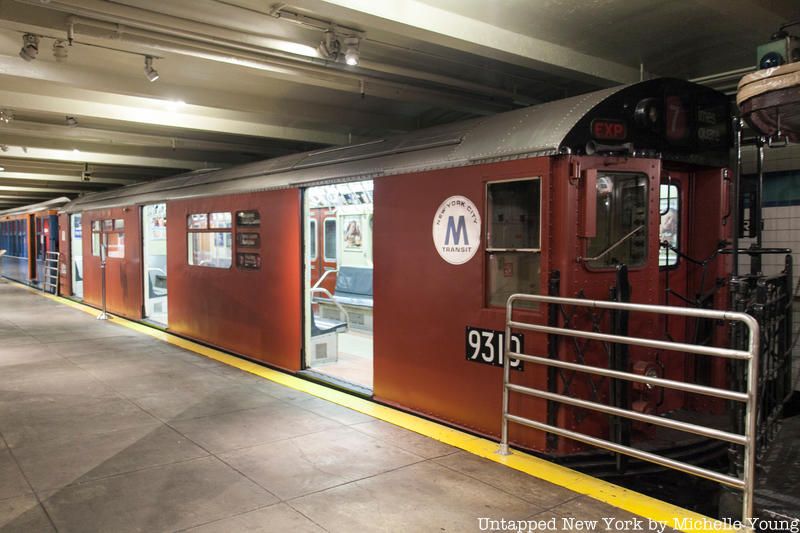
[465,326,524,370]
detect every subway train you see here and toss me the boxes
[1,78,763,464]
[0,197,70,290]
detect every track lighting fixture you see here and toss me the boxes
[144,56,159,82]
[343,36,360,66]
[52,39,68,62]
[19,33,39,62]
[317,30,340,60]
[0,109,12,124]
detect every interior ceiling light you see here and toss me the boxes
[317,29,340,60]
[144,56,159,82]
[52,39,68,62]
[343,36,360,66]
[0,109,13,124]
[19,33,39,62]
[65,116,78,127]
[0,166,4,172]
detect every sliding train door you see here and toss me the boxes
[302,180,374,392]
[142,203,168,325]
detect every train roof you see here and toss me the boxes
[63,78,730,214]
[0,197,72,217]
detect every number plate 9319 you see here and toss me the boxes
[465,327,524,370]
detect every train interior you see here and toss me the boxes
[70,213,83,299]
[303,180,374,391]
[142,203,168,325]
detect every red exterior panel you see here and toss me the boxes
[374,158,551,448]
[166,190,302,372]
[58,213,71,297]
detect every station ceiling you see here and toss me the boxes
[0,0,797,209]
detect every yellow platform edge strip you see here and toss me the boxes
[14,281,735,533]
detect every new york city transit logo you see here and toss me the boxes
[432,195,481,265]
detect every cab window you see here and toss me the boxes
[587,173,648,268]
[485,178,541,308]
[659,184,679,267]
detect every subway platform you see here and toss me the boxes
[0,279,686,533]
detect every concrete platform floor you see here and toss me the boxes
[0,279,665,532]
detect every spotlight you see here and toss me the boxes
[0,166,4,172]
[52,39,68,62]
[343,36,360,66]
[19,33,39,62]
[0,109,12,124]
[144,56,159,82]
[66,116,78,127]
[317,30,340,60]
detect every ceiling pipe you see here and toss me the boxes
[15,0,524,113]
[64,16,513,115]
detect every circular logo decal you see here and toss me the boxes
[432,195,481,265]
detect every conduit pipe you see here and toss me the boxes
[15,0,523,113]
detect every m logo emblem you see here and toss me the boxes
[432,195,481,265]
[445,216,469,246]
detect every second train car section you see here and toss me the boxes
[0,198,70,288]
[49,78,732,459]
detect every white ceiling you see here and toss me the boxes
[0,0,797,209]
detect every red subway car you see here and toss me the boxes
[0,197,69,290]
[48,78,734,463]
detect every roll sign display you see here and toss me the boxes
[432,195,481,265]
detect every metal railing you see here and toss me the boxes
[309,268,350,328]
[44,251,60,295]
[499,294,760,524]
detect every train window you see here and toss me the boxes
[106,231,125,259]
[209,212,232,229]
[93,219,127,259]
[308,219,317,259]
[587,172,648,268]
[188,214,208,229]
[236,210,260,227]
[188,232,232,268]
[485,178,542,308]
[91,220,101,257]
[324,218,336,261]
[659,184,679,267]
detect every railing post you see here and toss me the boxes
[96,243,109,320]
[742,316,760,526]
[498,295,514,456]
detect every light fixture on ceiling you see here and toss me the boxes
[66,116,78,127]
[164,100,185,112]
[19,33,39,62]
[52,39,68,62]
[317,30,340,60]
[144,56,159,82]
[0,109,12,124]
[343,36,360,66]
[0,166,4,172]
